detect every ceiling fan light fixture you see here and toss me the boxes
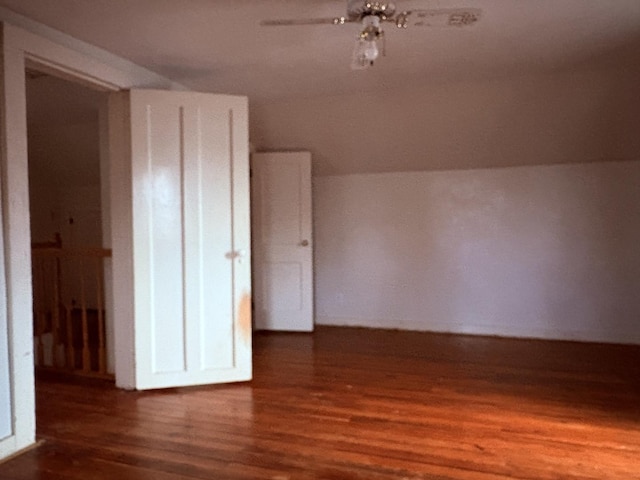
[363,40,379,61]
[261,1,482,69]
[362,13,381,30]
[351,15,382,69]
[353,36,379,63]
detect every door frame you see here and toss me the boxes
[0,19,183,459]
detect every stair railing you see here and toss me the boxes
[31,235,112,378]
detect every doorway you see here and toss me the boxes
[1,21,247,459]
[25,70,114,378]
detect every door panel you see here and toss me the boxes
[116,89,251,390]
[252,152,313,332]
[196,106,235,372]
[264,261,303,311]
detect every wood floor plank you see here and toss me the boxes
[1,327,639,479]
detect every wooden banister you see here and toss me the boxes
[33,246,112,258]
[31,236,113,379]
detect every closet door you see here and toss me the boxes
[110,90,251,390]
[251,152,314,332]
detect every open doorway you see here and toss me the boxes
[0,21,186,459]
[25,70,114,379]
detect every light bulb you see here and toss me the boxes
[363,40,379,61]
[351,14,381,68]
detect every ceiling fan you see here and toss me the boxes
[260,0,481,70]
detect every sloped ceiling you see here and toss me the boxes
[5,1,640,176]
[1,0,640,103]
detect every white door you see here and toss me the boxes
[110,89,251,390]
[251,152,314,331]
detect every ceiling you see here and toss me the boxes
[1,0,640,103]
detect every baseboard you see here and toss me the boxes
[0,439,43,465]
[315,316,640,345]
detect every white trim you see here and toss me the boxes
[99,98,115,375]
[108,92,135,389]
[0,6,185,92]
[0,25,35,457]
[315,316,640,345]
[0,16,185,459]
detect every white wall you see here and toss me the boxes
[27,175,59,244]
[314,160,640,344]
[28,151,102,246]
[251,65,640,344]
[27,74,103,246]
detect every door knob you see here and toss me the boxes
[300,239,309,247]
[225,249,247,260]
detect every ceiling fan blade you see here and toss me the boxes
[260,17,354,27]
[396,8,481,28]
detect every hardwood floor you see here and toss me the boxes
[2,327,640,479]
